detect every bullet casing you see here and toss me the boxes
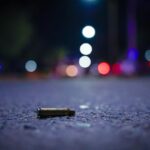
[37,108,75,118]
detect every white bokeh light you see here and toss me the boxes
[82,25,95,38]
[80,43,92,55]
[25,60,37,72]
[79,56,91,68]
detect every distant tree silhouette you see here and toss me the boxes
[0,10,32,60]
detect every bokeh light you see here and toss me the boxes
[120,60,136,75]
[128,48,139,61]
[112,63,122,75]
[25,60,37,72]
[82,26,95,38]
[66,65,78,77]
[98,62,110,75]
[80,43,92,55]
[145,50,150,61]
[79,56,91,68]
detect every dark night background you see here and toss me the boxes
[0,0,150,74]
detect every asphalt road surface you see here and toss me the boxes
[0,77,150,150]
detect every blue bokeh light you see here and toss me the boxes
[127,48,139,61]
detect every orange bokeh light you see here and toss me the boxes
[98,62,110,75]
[66,65,78,77]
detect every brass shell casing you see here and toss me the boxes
[37,108,75,118]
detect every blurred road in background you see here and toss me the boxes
[0,77,150,150]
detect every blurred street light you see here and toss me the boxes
[66,65,78,77]
[25,60,37,72]
[82,26,96,38]
[79,56,91,68]
[112,63,122,75]
[80,43,92,55]
[98,62,110,75]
